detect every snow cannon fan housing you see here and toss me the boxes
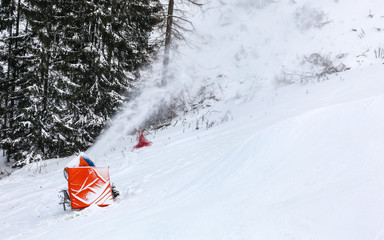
[63,155,112,210]
[65,166,114,209]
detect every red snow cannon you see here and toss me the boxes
[61,166,114,210]
[133,130,152,149]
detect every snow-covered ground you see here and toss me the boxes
[2,0,384,239]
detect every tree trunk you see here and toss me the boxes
[10,0,21,127]
[42,1,53,114]
[161,0,174,86]
[4,0,15,163]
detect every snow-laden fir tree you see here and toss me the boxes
[0,0,36,164]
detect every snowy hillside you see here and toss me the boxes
[1,0,384,239]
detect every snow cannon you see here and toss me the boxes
[61,167,114,210]
[133,130,152,149]
[60,153,116,210]
[65,167,113,210]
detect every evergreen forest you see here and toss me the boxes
[0,0,163,167]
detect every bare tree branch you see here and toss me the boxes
[161,0,204,85]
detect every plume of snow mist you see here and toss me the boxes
[89,60,187,157]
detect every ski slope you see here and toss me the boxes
[2,66,384,239]
[2,0,384,239]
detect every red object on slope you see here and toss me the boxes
[66,167,113,209]
[133,130,152,149]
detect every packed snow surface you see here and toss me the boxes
[2,0,384,239]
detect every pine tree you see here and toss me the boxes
[63,0,163,151]
[0,0,41,166]
[0,0,33,164]
[0,0,14,162]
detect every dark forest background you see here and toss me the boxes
[0,0,164,167]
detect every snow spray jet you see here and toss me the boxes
[89,60,187,157]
